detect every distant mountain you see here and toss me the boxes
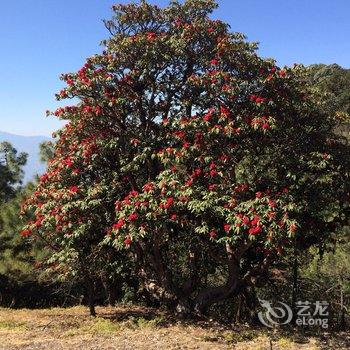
[0,131,51,183]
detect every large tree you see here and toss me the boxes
[22,0,350,316]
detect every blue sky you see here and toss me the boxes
[1,0,349,136]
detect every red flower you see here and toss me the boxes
[235,183,249,192]
[208,184,217,191]
[124,237,132,245]
[83,105,93,113]
[129,190,139,197]
[95,106,102,115]
[179,196,189,203]
[224,224,231,232]
[165,147,174,154]
[249,94,257,102]
[113,219,125,230]
[143,183,154,192]
[131,138,141,145]
[251,215,260,226]
[59,90,67,98]
[256,191,263,198]
[220,105,230,117]
[262,123,270,130]
[219,154,229,162]
[210,59,218,66]
[170,214,178,221]
[279,70,286,77]
[34,216,44,228]
[258,97,266,103]
[174,131,185,138]
[209,169,218,177]
[147,32,157,41]
[193,168,202,177]
[63,157,74,168]
[203,110,213,122]
[222,84,230,92]
[128,213,138,221]
[251,96,266,104]
[209,230,217,238]
[20,229,31,237]
[185,179,193,187]
[40,173,49,183]
[164,197,174,209]
[68,186,79,193]
[268,200,276,208]
[243,217,250,225]
[248,225,262,235]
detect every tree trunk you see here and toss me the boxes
[135,241,179,309]
[194,243,240,314]
[85,277,96,317]
[108,285,117,306]
[291,246,298,320]
[340,277,346,330]
[242,285,260,324]
[235,296,242,323]
[102,277,118,306]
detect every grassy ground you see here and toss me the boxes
[0,305,349,350]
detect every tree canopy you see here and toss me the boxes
[22,0,350,316]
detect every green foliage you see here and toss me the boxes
[302,229,350,328]
[0,142,31,282]
[0,142,27,203]
[307,64,350,138]
[39,141,55,164]
[0,183,43,280]
[308,64,350,115]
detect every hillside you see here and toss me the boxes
[0,131,50,183]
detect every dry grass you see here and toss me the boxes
[0,305,348,349]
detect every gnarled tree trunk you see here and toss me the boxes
[194,243,241,314]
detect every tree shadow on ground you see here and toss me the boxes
[93,305,350,348]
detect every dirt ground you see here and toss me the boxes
[0,305,349,350]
